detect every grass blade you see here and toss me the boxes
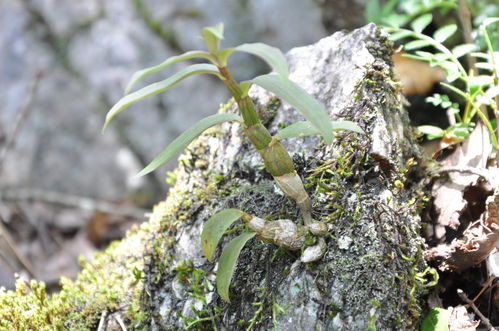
[217,232,256,302]
[201,209,245,262]
[137,113,242,176]
[275,120,363,140]
[125,51,214,94]
[103,64,221,132]
[235,43,289,83]
[250,73,334,144]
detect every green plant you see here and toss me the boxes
[104,23,362,302]
[389,15,499,149]
[366,0,499,151]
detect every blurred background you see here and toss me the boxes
[0,0,371,289]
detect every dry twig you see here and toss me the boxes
[457,288,497,331]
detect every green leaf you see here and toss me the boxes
[483,18,499,27]
[137,113,242,176]
[275,120,363,140]
[475,62,494,71]
[235,43,289,84]
[451,44,476,58]
[420,308,449,331]
[417,125,445,139]
[411,14,433,33]
[405,40,433,50]
[250,73,334,144]
[438,61,460,82]
[203,23,224,54]
[103,64,221,132]
[414,51,434,60]
[388,30,413,41]
[217,232,256,303]
[201,209,245,262]
[125,51,214,94]
[433,24,457,43]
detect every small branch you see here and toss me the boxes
[114,314,127,331]
[457,288,497,331]
[0,70,43,174]
[1,188,148,219]
[97,311,107,331]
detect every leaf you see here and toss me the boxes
[433,24,457,43]
[250,73,334,144]
[411,14,433,33]
[475,62,494,71]
[418,125,445,139]
[405,40,433,50]
[414,51,434,60]
[124,51,214,94]
[137,113,242,176]
[420,308,449,331]
[235,43,289,84]
[201,209,245,262]
[275,120,363,140]
[217,232,256,303]
[451,44,476,58]
[438,61,460,82]
[388,30,413,41]
[103,64,221,131]
[483,18,499,27]
[203,23,224,54]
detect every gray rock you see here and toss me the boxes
[142,24,426,330]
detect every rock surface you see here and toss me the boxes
[139,24,428,330]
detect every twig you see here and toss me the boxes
[0,221,36,277]
[457,288,497,331]
[114,314,127,331]
[97,311,107,331]
[0,70,43,174]
[1,188,148,219]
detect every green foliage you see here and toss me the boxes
[374,1,499,149]
[420,308,449,331]
[104,22,363,305]
[216,232,256,302]
[201,208,245,262]
[250,73,335,144]
[0,278,69,330]
[137,113,242,176]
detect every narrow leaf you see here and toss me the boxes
[451,44,476,58]
[203,23,224,54]
[201,209,245,262]
[103,64,221,131]
[404,39,432,50]
[217,232,256,302]
[250,73,334,144]
[235,43,289,83]
[137,113,242,176]
[411,14,433,33]
[275,120,363,140]
[433,24,457,43]
[125,51,214,94]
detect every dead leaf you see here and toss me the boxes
[393,51,445,96]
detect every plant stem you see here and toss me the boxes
[217,65,313,224]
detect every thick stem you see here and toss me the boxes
[218,65,315,224]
